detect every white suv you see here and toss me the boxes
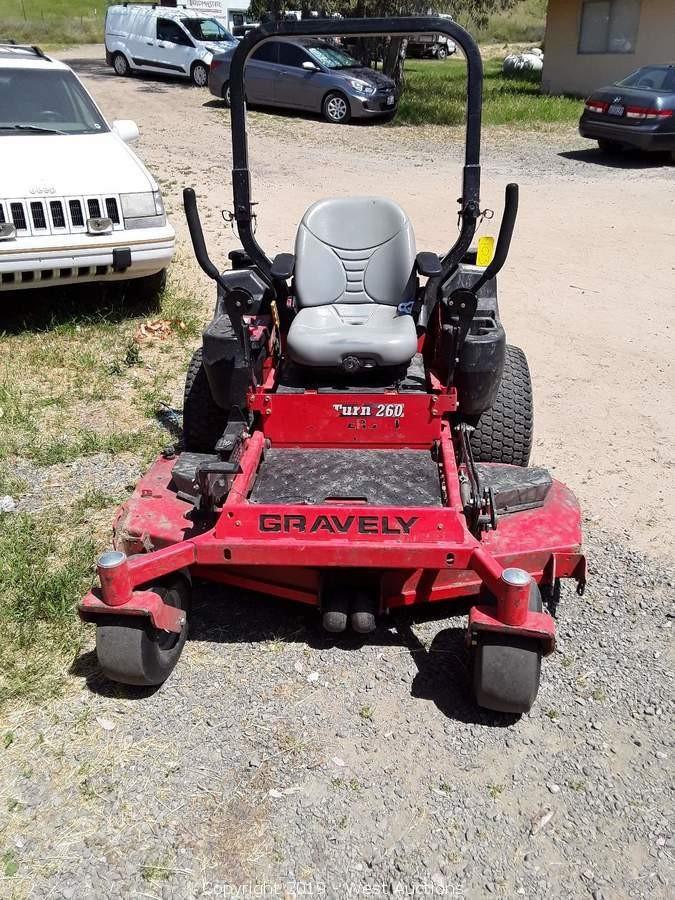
[0,44,175,295]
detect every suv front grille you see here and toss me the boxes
[0,195,126,237]
[10,202,27,231]
[30,201,47,230]
[50,200,66,228]
[69,199,84,227]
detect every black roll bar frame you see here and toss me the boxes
[228,16,484,287]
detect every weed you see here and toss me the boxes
[141,857,173,882]
[359,705,374,720]
[487,783,504,799]
[546,708,560,721]
[2,849,18,877]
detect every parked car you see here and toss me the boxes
[579,64,675,158]
[0,44,174,295]
[105,4,238,86]
[209,38,398,124]
[406,33,456,60]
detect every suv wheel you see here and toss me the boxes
[113,52,129,77]
[323,92,351,124]
[191,61,209,87]
[436,46,448,60]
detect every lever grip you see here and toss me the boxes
[183,187,227,289]
[474,182,519,291]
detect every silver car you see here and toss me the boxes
[208,38,398,124]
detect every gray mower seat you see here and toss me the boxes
[286,197,418,368]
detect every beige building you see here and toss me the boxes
[541,0,675,96]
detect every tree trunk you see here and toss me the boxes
[382,37,406,88]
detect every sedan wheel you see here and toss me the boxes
[323,92,350,124]
[222,81,231,107]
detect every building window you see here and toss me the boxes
[578,0,641,54]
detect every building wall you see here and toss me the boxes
[542,0,674,95]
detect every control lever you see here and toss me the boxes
[183,187,252,364]
[472,182,519,293]
[183,187,229,293]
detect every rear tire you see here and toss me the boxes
[472,583,544,714]
[597,138,622,155]
[191,61,209,87]
[468,344,533,466]
[183,347,228,452]
[323,91,351,124]
[96,577,189,686]
[113,52,130,77]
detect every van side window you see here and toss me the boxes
[251,42,277,63]
[157,18,191,45]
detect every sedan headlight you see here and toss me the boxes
[120,191,166,228]
[349,79,376,96]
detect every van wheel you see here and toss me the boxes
[113,52,130,77]
[222,81,231,107]
[323,92,351,124]
[191,61,209,87]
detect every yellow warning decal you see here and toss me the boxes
[476,235,495,268]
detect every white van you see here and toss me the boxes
[105,4,238,86]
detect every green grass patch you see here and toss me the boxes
[397,58,579,128]
[0,0,105,45]
[0,510,96,707]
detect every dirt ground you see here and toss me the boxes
[0,47,673,900]
[59,46,675,560]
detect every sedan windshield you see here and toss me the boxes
[306,45,361,70]
[617,66,675,92]
[0,69,108,134]
[181,17,235,42]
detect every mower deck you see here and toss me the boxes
[80,421,585,643]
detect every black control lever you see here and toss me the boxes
[472,182,519,293]
[183,187,229,293]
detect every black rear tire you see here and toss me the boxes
[468,344,533,466]
[96,577,189,686]
[472,583,544,714]
[183,347,228,452]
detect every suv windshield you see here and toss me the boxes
[0,68,108,135]
[306,45,360,70]
[181,17,235,42]
[617,66,675,92]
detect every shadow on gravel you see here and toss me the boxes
[0,282,160,335]
[73,583,511,723]
[559,147,671,169]
[70,649,163,699]
[396,616,519,727]
[203,97,395,127]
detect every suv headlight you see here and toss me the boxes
[120,191,166,227]
[349,79,376,96]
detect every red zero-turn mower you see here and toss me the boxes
[79,17,586,713]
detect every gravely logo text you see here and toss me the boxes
[259,514,419,535]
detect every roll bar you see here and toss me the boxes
[228,16,484,285]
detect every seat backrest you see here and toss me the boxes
[294,196,416,308]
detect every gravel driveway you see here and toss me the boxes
[0,47,673,899]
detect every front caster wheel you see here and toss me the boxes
[471,583,544,714]
[95,576,190,686]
